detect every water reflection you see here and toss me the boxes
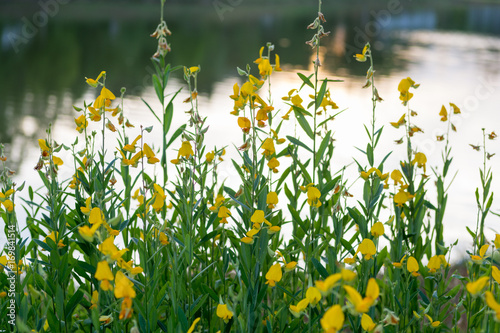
[0,1,500,253]
[0,1,499,179]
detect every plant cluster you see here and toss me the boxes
[1,1,499,332]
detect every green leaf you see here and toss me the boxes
[55,285,65,323]
[311,258,329,279]
[201,284,219,302]
[65,289,83,321]
[237,67,247,76]
[177,305,188,333]
[315,131,331,168]
[33,239,52,252]
[164,89,181,136]
[293,107,314,139]
[153,74,164,105]
[297,72,314,89]
[47,308,60,331]
[166,124,187,149]
[142,98,161,123]
[367,143,374,166]
[286,136,313,153]
[315,79,328,111]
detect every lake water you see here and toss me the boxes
[1,1,499,260]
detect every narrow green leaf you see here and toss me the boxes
[311,258,329,279]
[297,72,314,89]
[315,79,328,111]
[286,136,313,153]
[153,74,164,105]
[293,107,314,139]
[315,131,331,168]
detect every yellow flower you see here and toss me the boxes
[218,206,231,224]
[100,87,116,100]
[274,54,282,71]
[424,314,440,328]
[427,255,446,273]
[258,58,273,77]
[78,222,102,242]
[439,105,448,122]
[254,46,273,77]
[2,199,14,213]
[284,261,297,272]
[119,296,133,320]
[38,139,50,153]
[306,286,322,306]
[466,276,489,296]
[240,81,255,97]
[470,244,489,264]
[251,210,266,228]
[449,102,461,114]
[216,303,233,323]
[492,266,500,284]
[80,197,92,215]
[90,290,99,309]
[114,271,136,299]
[307,186,322,208]
[495,234,500,249]
[320,305,344,333]
[159,232,169,245]
[267,157,280,172]
[261,138,275,156]
[99,236,129,260]
[361,314,376,331]
[485,291,500,321]
[95,261,114,291]
[390,169,403,185]
[412,152,427,173]
[88,106,101,121]
[341,269,356,282]
[267,225,281,234]
[266,192,278,209]
[0,255,7,272]
[85,71,106,87]
[361,167,388,181]
[52,155,63,166]
[178,141,194,159]
[406,256,420,277]
[265,263,282,287]
[290,298,309,318]
[241,236,254,244]
[357,239,376,260]
[187,317,200,333]
[143,143,159,164]
[392,255,407,268]
[398,77,419,105]
[206,151,215,163]
[89,207,105,225]
[99,315,113,325]
[390,114,406,129]
[44,231,65,248]
[344,278,379,313]
[152,184,166,212]
[394,187,414,207]
[316,273,342,296]
[370,222,384,238]
[75,114,88,133]
[354,44,369,62]
[238,117,251,133]
[123,135,142,153]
